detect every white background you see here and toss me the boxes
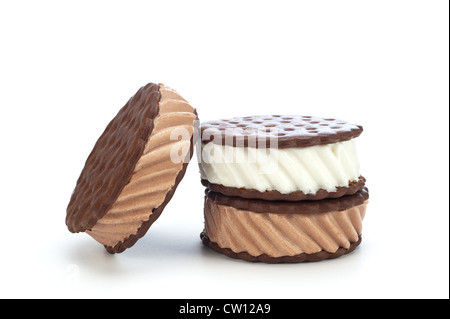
[0,0,448,299]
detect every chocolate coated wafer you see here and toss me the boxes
[201,188,369,263]
[66,83,198,253]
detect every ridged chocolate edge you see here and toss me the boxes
[105,109,199,254]
[200,231,362,263]
[206,187,369,214]
[201,176,366,202]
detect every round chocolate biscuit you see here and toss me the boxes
[66,83,198,253]
[201,115,363,149]
[201,188,369,263]
[201,176,366,202]
[205,186,369,214]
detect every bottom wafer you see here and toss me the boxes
[201,232,362,263]
[201,188,369,263]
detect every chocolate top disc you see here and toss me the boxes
[201,115,363,148]
[66,83,161,233]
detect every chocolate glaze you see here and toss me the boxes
[201,232,362,263]
[202,176,366,202]
[66,82,198,254]
[201,115,363,149]
[205,187,369,214]
[66,83,161,233]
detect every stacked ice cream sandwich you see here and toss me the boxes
[198,115,368,262]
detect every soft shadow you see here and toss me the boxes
[125,228,198,259]
[68,238,122,275]
[66,226,203,275]
[198,239,366,269]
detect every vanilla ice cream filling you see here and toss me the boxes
[199,139,360,195]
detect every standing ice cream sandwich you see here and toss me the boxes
[66,83,198,253]
[199,115,368,262]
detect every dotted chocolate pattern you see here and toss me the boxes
[201,115,363,148]
[66,83,161,233]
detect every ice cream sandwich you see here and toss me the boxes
[199,115,368,262]
[66,83,198,253]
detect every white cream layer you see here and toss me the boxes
[199,139,360,195]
